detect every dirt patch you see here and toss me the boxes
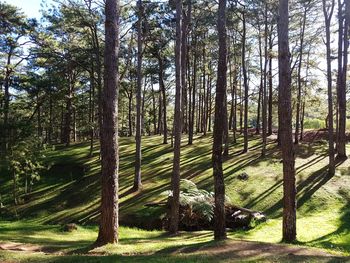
[168,239,346,261]
[0,239,346,261]
[0,242,42,253]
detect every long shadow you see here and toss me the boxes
[245,180,283,209]
[265,164,333,216]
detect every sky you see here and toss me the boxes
[3,0,53,19]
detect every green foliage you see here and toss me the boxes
[303,118,326,129]
[7,137,47,202]
[165,179,231,222]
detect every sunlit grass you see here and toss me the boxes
[1,134,350,262]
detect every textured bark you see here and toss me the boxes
[134,0,143,191]
[278,0,296,243]
[323,0,335,175]
[96,0,119,246]
[169,0,182,235]
[212,0,227,241]
[337,0,349,158]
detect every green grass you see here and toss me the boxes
[0,221,346,262]
[1,133,350,261]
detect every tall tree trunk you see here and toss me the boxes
[169,0,182,235]
[208,74,213,132]
[337,0,349,159]
[223,94,229,156]
[323,0,336,175]
[202,38,207,135]
[212,0,227,241]
[268,30,273,136]
[64,79,73,147]
[278,0,296,243]
[48,92,53,144]
[158,56,168,144]
[134,0,143,191]
[3,50,12,154]
[262,3,268,157]
[188,35,197,145]
[89,62,95,156]
[294,6,307,145]
[158,91,163,135]
[96,0,119,246]
[181,1,191,134]
[128,91,133,137]
[151,80,157,135]
[242,10,249,153]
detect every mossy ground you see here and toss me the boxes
[1,133,350,262]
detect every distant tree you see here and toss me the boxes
[0,2,35,154]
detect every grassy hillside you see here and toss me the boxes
[1,133,350,255]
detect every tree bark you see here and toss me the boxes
[134,0,143,191]
[278,0,296,243]
[212,0,227,241]
[169,0,182,235]
[323,0,336,175]
[337,0,349,159]
[96,0,119,246]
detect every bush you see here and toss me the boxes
[164,179,230,222]
[303,118,325,129]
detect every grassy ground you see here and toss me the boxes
[1,133,350,262]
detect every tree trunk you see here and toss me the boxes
[268,30,273,136]
[96,0,119,246]
[158,56,168,144]
[242,11,249,153]
[278,0,296,243]
[262,3,268,157]
[337,0,349,159]
[294,6,307,145]
[323,0,336,175]
[169,0,182,235]
[188,35,197,145]
[212,0,227,241]
[151,80,157,135]
[134,0,143,191]
[181,1,191,134]
[89,63,95,157]
[128,91,133,137]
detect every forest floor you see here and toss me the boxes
[1,131,350,262]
